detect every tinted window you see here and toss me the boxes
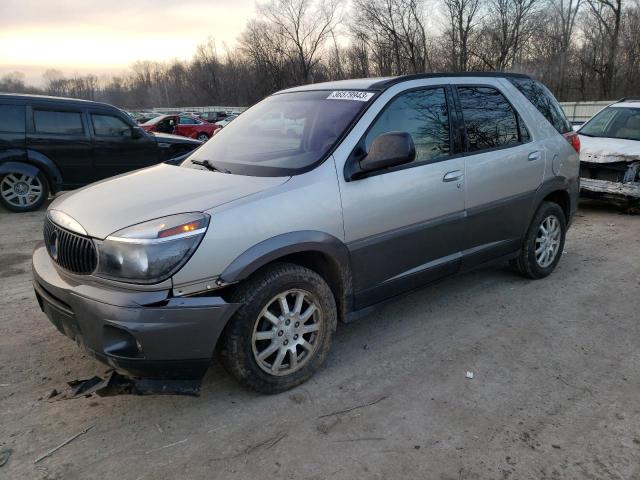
[508,78,571,134]
[91,114,131,137]
[0,105,25,133]
[179,116,198,125]
[366,88,450,164]
[458,87,520,151]
[34,110,84,135]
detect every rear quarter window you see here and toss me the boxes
[0,105,26,133]
[508,78,571,134]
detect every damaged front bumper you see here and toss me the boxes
[580,161,640,205]
[32,243,240,380]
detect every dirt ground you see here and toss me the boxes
[0,199,639,480]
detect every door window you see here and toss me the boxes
[179,116,198,125]
[365,87,450,164]
[91,114,132,137]
[0,105,25,133]
[457,86,524,152]
[34,110,84,135]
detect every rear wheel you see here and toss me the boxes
[219,263,337,393]
[512,201,566,279]
[196,133,209,142]
[0,170,49,212]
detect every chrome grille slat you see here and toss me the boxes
[43,217,97,275]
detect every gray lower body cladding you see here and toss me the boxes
[32,244,240,379]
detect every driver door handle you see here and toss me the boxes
[443,170,464,182]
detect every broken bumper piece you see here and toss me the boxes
[580,177,640,201]
[32,243,240,381]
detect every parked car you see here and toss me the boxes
[214,114,237,128]
[577,98,640,208]
[198,111,228,123]
[141,114,220,142]
[33,73,579,393]
[0,94,201,212]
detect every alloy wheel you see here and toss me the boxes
[535,214,561,268]
[251,289,323,376]
[0,173,44,208]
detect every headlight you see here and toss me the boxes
[95,213,209,284]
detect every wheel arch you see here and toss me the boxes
[531,176,578,225]
[220,231,353,321]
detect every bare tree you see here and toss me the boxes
[443,0,482,71]
[585,0,623,97]
[257,0,341,83]
[474,0,540,70]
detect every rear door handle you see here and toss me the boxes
[528,151,542,161]
[443,170,464,182]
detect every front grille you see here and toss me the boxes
[44,218,97,275]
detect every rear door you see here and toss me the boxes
[455,83,545,268]
[89,110,159,180]
[27,104,93,187]
[339,86,466,308]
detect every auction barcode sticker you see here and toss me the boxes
[327,91,375,101]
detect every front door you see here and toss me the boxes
[89,111,158,181]
[339,86,466,309]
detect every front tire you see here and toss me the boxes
[512,201,566,279]
[219,263,337,394]
[0,170,49,212]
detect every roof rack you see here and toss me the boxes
[370,71,531,89]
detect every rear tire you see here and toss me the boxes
[0,169,49,212]
[196,133,209,142]
[512,201,566,279]
[219,263,337,394]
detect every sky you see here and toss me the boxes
[0,0,257,85]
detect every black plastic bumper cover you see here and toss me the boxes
[32,244,240,379]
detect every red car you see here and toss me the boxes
[141,114,220,142]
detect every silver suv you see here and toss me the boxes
[32,73,580,393]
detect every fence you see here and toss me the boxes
[152,106,248,114]
[559,101,612,123]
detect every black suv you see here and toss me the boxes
[0,94,202,212]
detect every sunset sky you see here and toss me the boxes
[0,0,257,85]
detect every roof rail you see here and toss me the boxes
[616,97,640,102]
[370,71,531,89]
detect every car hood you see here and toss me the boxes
[49,164,290,239]
[578,135,640,164]
[151,132,202,145]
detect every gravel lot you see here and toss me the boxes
[0,200,639,480]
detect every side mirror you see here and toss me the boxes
[359,131,416,173]
[131,127,145,139]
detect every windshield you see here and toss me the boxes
[580,106,640,141]
[181,90,374,176]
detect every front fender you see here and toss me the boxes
[220,230,351,283]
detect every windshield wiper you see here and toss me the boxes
[190,159,230,173]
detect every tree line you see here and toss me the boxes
[2,0,639,108]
